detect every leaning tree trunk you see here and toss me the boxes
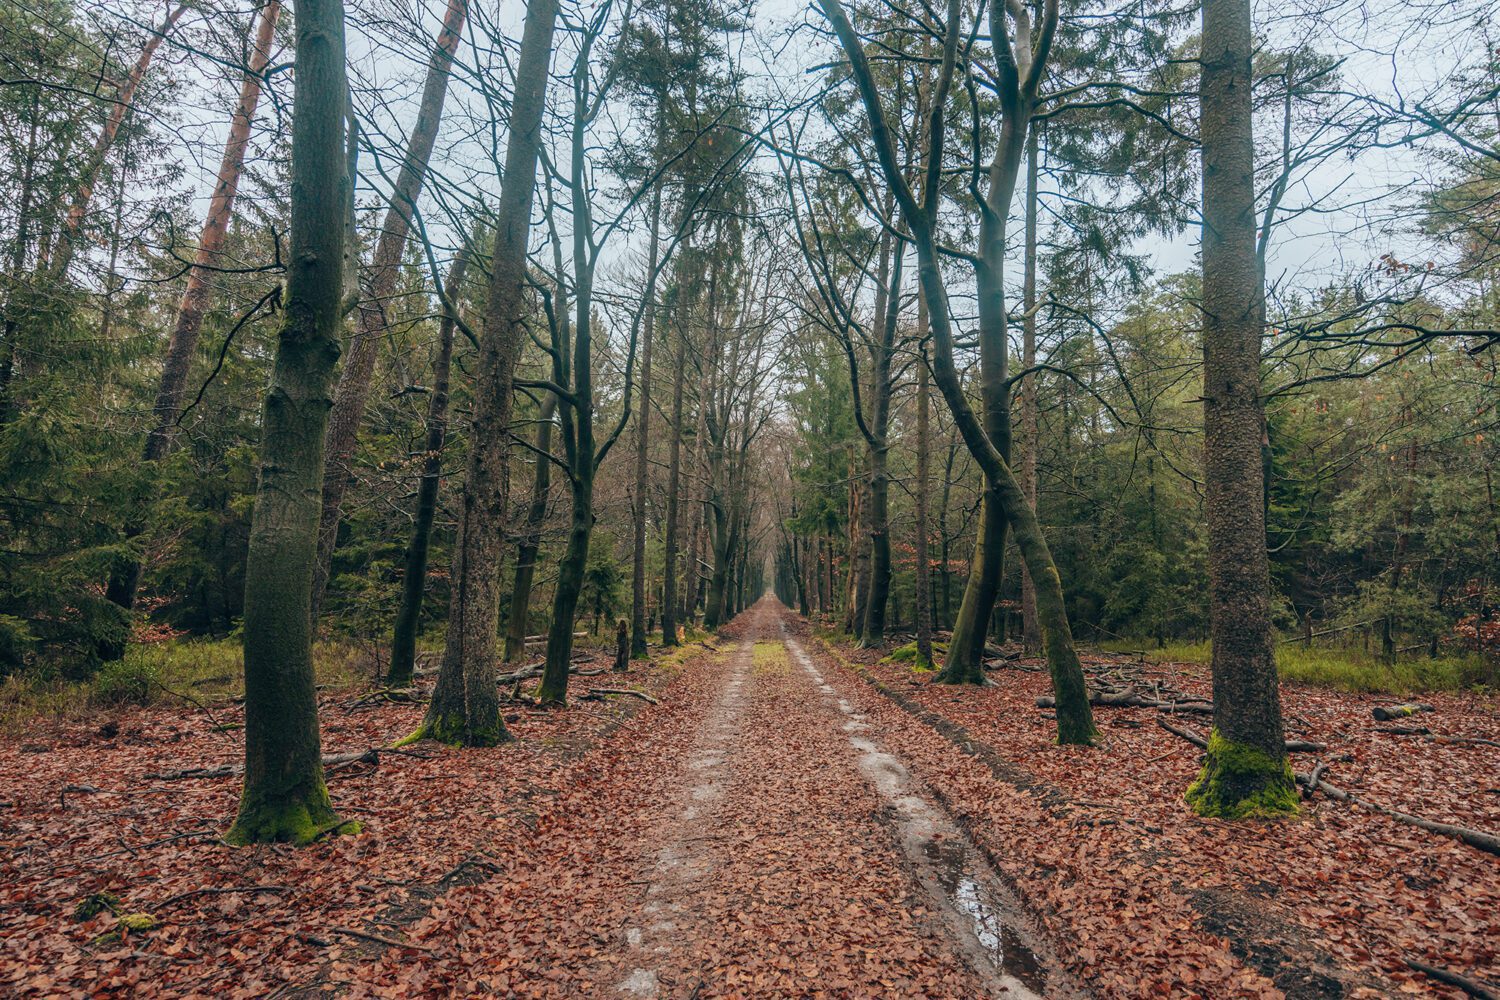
[311,0,470,617]
[387,247,468,687]
[226,0,349,846]
[48,3,188,279]
[1188,0,1296,818]
[415,0,559,747]
[503,394,557,662]
[105,0,282,618]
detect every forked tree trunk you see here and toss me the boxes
[311,0,470,617]
[226,0,349,846]
[818,0,1097,744]
[1188,0,1295,818]
[387,247,468,687]
[416,0,559,746]
[105,0,282,617]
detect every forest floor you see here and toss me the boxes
[1,598,1496,998]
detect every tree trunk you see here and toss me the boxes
[226,0,348,846]
[1019,128,1041,654]
[387,247,468,687]
[629,181,663,658]
[860,237,902,648]
[105,0,282,616]
[537,472,591,703]
[660,323,686,645]
[913,306,934,667]
[503,394,556,662]
[417,0,558,746]
[311,0,470,617]
[1187,0,1295,818]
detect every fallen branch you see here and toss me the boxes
[1152,718,1327,754]
[59,784,100,806]
[146,747,432,780]
[330,926,433,952]
[495,662,608,685]
[1375,728,1500,750]
[583,688,659,705]
[1037,688,1213,714]
[1405,958,1499,999]
[1299,770,1500,858]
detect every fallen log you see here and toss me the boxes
[1155,719,1500,858]
[1153,717,1326,753]
[1375,728,1500,750]
[1038,690,1214,714]
[1372,703,1434,721]
[1403,960,1498,1000]
[583,687,659,705]
[146,747,432,781]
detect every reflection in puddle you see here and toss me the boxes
[923,839,1049,994]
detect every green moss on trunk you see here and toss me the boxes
[225,777,360,845]
[1185,729,1299,819]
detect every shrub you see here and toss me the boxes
[92,658,160,707]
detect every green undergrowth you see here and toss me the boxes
[1097,638,1493,695]
[0,637,371,733]
[752,640,788,673]
[883,641,946,672]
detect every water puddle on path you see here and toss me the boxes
[783,630,1052,999]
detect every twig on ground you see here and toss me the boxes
[331,926,434,952]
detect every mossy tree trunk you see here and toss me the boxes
[226,0,348,846]
[1188,0,1296,817]
[818,0,1097,744]
[418,0,559,746]
[311,0,470,618]
[939,490,1003,684]
[387,247,468,687]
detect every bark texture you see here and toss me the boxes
[1189,0,1295,817]
[417,0,559,746]
[226,0,349,846]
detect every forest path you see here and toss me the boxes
[596,597,1059,999]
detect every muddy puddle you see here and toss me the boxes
[783,629,1060,999]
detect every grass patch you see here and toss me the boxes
[752,640,788,674]
[1097,637,1494,694]
[0,637,372,733]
